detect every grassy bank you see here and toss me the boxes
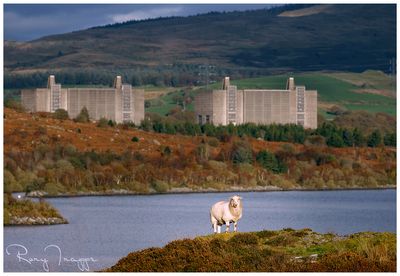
[25,185,396,199]
[3,194,68,226]
[105,228,396,272]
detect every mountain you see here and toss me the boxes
[4,4,396,75]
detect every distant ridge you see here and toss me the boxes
[4,4,396,75]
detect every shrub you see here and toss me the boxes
[53,109,69,120]
[161,146,172,157]
[207,137,220,147]
[44,182,66,195]
[108,120,116,127]
[4,170,23,193]
[305,135,326,147]
[229,233,259,246]
[5,99,25,112]
[75,106,90,123]
[131,136,139,142]
[97,117,109,128]
[196,143,210,162]
[151,180,169,193]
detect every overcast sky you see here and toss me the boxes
[4,4,276,41]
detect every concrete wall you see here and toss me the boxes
[194,91,213,124]
[60,89,68,110]
[67,88,116,121]
[236,90,243,124]
[289,89,297,123]
[133,89,144,125]
[212,90,226,125]
[21,89,37,112]
[36,89,50,112]
[243,90,291,125]
[304,90,318,129]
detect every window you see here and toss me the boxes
[198,115,203,124]
[206,115,210,124]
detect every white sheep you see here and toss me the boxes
[210,195,243,233]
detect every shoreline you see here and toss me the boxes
[24,185,396,199]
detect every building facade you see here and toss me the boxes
[21,75,144,124]
[195,77,317,129]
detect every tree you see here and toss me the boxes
[75,106,90,123]
[108,120,116,127]
[342,129,354,147]
[353,128,365,147]
[4,170,22,193]
[384,132,396,147]
[327,133,344,147]
[256,150,279,173]
[256,150,287,173]
[231,140,253,164]
[367,130,382,147]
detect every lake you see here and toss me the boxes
[4,189,396,272]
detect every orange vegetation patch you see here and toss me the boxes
[4,108,395,168]
[4,108,283,157]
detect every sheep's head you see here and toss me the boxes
[230,195,242,208]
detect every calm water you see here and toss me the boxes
[4,189,396,272]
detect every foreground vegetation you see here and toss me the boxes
[3,194,67,225]
[105,228,396,272]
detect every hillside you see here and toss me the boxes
[4,108,396,197]
[105,229,396,272]
[4,4,395,76]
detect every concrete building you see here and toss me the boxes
[195,77,317,129]
[21,75,144,124]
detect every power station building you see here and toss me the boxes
[195,77,318,129]
[21,75,144,124]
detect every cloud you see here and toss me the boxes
[109,6,184,23]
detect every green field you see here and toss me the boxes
[146,89,195,115]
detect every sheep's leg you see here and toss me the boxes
[217,225,221,234]
[225,222,230,233]
[234,222,238,232]
[213,223,217,234]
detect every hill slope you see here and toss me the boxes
[105,229,396,272]
[5,4,396,74]
[4,108,396,197]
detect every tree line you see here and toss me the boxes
[4,65,271,90]
[139,115,396,148]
